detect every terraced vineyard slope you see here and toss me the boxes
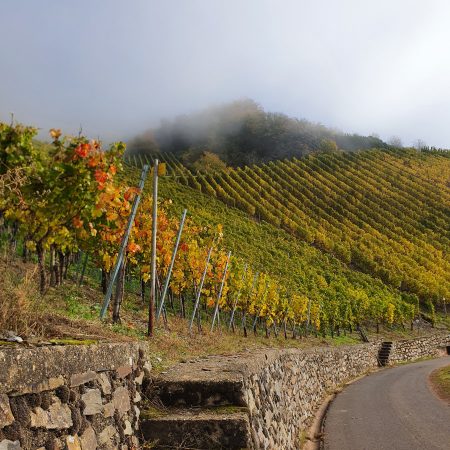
[127,149,450,307]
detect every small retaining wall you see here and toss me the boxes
[389,333,449,363]
[1,332,449,450]
[242,332,450,449]
[242,343,379,449]
[0,342,149,450]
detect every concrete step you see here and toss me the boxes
[140,407,251,449]
[150,378,246,408]
[147,357,247,408]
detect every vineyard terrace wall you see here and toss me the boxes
[243,333,450,449]
[0,342,149,450]
[149,332,450,450]
[0,333,449,450]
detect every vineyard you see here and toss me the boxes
[2,121,444,343]
[130,148,450,311]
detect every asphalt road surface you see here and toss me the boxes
[323,356,450,450]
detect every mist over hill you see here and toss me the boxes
[127,99,389,167]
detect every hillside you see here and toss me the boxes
[126,99,389,167]
[1,121,446,348]
[118,163,416,335]
[125,148,450,309]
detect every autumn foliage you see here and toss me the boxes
[0,122,419,335]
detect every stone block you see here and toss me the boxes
[0,440,21,450]
[66,435,81,450]
[70,371,97,387]
[134,405,140,429]
[98,425,116,446]
[123,419,133,435]
[112,387,130,416]
[97,373,111,395]
[103,402,114,418]
[81,389,102,415]
[80,426,97,450]
[15,376,65,395]
[0,395,14,429]
[30,397,72,429]
[134,371,144,385]
[116,365,132,379]
[143,361,152,378]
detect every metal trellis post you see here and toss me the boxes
[211,251,231,332]
[100,164,149,319]
[156,209,187,321]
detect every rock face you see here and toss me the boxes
[0,342,146,450]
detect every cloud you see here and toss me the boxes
[1,0,450,148]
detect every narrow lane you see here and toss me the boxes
[323,356,450,450]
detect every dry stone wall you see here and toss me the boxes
[1,332,449,450]
[0,343,149,450]
[242,343,380,449]
[241,332,449,449]
[388,333,450,363]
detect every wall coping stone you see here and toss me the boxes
[0,342,144,395]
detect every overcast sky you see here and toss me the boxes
[1,0,450,147]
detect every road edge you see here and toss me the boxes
[302,369,379,450]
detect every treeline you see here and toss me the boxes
[127,99,389,167]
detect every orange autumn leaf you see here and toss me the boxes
[72,216,83,228]
[94,169,108,185]
[127,242,141,253]
[88,156,98,167]
[75,143,90,158]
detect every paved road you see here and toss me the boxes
[323,356,450,450]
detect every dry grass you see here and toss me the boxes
[430,365,450,404]
[0,258,43,336]
[1,254,444,372]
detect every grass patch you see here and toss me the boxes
[48,338,98,345]
[206,405,248,415]
[140,403,248,419]
[430,365,450,403]
[141,405,170,419]
[63,292,99,320]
